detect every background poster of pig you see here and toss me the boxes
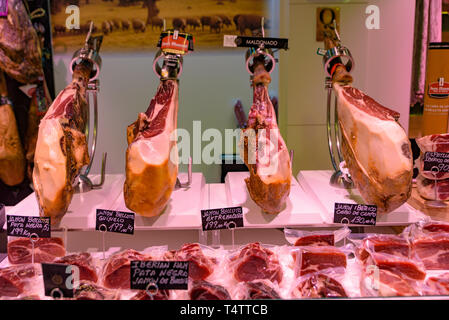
[51,0,271,53]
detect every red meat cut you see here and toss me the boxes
[422,221,449,233]
[424,274,449,296]
[73,281,120,300]
[102,249,150,289]
[131,289,170,300]
[416,133,449,180]
[413,233,449,270]
[295,246,347,276]
[0,264,37,297]
[7,237,65,264]
[294,234,335,247]
[54,252,98,283]
[295,273,347,298]
[357,234,410,262]
[242,280,281,300]
[173,243,216,280]
[189,280,231,300]
[416,175,449,201]
[231,242,283,283]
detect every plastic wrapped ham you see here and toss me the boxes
[413,232,449,270]
[72,281,120,300]
[234,279,282,300]
[349,233,411,262]
[229,242,283,284]
[0,264,39,298]
[170,243,218,281]
[416,174,449,201]
[291,267,348,299]
[189,280,231,300]
[423,273,449,296]
[7,237,65,264]
[54,252,98,283]
[284,227,350,247]
[293,246,347,277]
[416,134,449,180]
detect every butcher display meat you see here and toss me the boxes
[54,252,98,283]
[0,72,25,186]
[0,264,37,297]
[356,234,411,262]
[242,280,281,299]
[7,237,66,264]
[173,243,215,280]
[294,246,347,276]
[102,249,150,289]
[33,61,91,225]
[131,289,170,300]
[0,0,43,84]
[422,221,449,233]
[73,281,120,300]
[295,273,347,298]
[424,274,449,295]
[124,79,179,217]
[334,84,413,213]
[294,234,335,247]
[240,59,291,214]
[416,134,449,180]
[231,242,283,283]
[417,174,449,201]
[189,280,231,300]
[412,232,449,270]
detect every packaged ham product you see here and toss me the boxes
[293,246,347,277]
[412,232,449,270]
[291,268,348,299]
[72,281,120,300]
[189,280,231,300]
[8,237,65,264]
[416,134,449,180]
[54,252,98,283]
[284,227,350,247]
[131,289,171,300]
[172,243,217,281]
[234,279,282,300]
[229,242,283,284]
[101,249,151,289]
[349,233,411,262]
[0,264,38,298]
[416,174,449,201]
[423,273,449,296]
[360,252,426,297]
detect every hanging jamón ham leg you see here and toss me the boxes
[240,62,291,214]
[334,84,413,213]
[32,61,91,225]
[0,72,26,186]
[124,79,179,217]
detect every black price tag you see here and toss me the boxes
[42,263,77,298]
[0,0,7,17]
[96,209,135,235]
[333,203,377,226]
[0,203,5,229]
[201,207,244,231]
[423,151,449,173]
[6,215,51,238]
[226,36,289,49]
[130,261,189,290]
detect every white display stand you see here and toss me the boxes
[297,170,426,226]
[110,172,206,230]
[224,172,325,228]
[4,174,124,230]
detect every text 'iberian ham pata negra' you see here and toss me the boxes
[124,79,179,217]
[239,62,292,214]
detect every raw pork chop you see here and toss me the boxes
[417,174,449,201]
[240,61,291,214]
[334,84,413,213]
[295,273,347,298]
[33,61,91,225]
[174,243,215,280]
[416,133,449,180]
[295,246,347,276]
[189,280,231,300]
[54,252,98,283]
[231,242,283,283]
[102,249,150,289]
[0,264,37,297]
[0,72,25,186]
[7,237,65,264]
[124,80,179,217]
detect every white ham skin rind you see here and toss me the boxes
[334,83,410,181]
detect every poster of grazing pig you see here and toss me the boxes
[51,0,271,53]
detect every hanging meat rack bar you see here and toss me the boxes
[317,21,355,188]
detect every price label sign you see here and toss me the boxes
[423,151,449,173]
[0,0,7,17]
[130,261,189,290]
[0,203,5,229]
[201,207,244,231]
[333,203,377,226]
[6,215,51,238]
[42,263,78,298]
[223,35,289,49]
[96,209,135,235]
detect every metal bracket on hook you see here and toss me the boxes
[175,157,192,190]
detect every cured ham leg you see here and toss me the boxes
[0,72,26,186]
[334,84,413,213]
[32,61,90,224]
[240,63,291,214]
[124,80,178,217]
